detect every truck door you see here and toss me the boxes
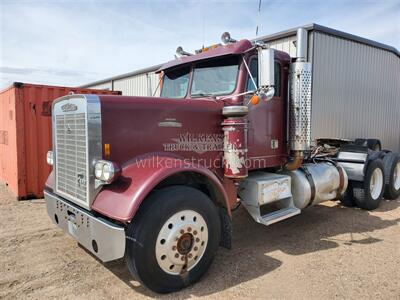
[245,57,286,169]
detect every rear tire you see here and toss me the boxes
[353,159,385,210]
[383,153,400,200]
[125,186,221,293]
[339,181,356,207]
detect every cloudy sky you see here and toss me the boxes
[0,0,399,89]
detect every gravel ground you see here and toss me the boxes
[0,183,399,299]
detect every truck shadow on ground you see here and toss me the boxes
[104,198,400,298]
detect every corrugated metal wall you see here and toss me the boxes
[86,81,113,90]
[311,32,400,151]
[113,72,160,96]
[263,32,314,61]
[264,35,298,57]
[85,72,160,96]
[149,72,161,96]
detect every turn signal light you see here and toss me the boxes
[250,94,260,105]
[104,143,111,158]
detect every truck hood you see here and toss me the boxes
[98,95,225,168]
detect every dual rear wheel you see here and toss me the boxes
[340,153,400,210]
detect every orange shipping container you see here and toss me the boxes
[0,82,121,199]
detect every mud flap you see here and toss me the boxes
[219,207,232,249]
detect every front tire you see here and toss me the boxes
[125,186,221,293]
[353,159,385,210]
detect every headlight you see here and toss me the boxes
[94,160,120,184]
[46,151,53,166]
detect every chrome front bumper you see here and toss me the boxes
[44,190,126,262]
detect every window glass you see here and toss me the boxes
[160,67,190,98]
[191,56,239,97]
[246,59,258,91]
[246,58,281,97]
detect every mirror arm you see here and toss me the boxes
[218,90,255,101]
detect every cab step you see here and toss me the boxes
[246,206,301,226]
[238,172,301,226]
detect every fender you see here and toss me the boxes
[91,155,232,222]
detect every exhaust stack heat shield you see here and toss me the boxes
[288,61,312,152]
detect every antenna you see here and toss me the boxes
[256,0,262,36]
[202,1,205,49]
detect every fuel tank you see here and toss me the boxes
[283,162,348,209]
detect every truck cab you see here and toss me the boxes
[44,29,400,293]
[160,40,291,170]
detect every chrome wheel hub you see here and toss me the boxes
[394,162,400,190]
[155,210,208,275]
[370,168,383,200]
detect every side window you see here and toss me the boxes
[246,58,281,97]
[246,59,258,92]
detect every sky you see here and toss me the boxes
[0,0,399,89]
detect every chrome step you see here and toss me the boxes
[244,205,301,226]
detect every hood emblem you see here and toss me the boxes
[61,103,78,112]
[158,118,182,128]
[77,173,86,187]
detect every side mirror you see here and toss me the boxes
[258,48,275,101]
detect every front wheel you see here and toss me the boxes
[125,186,221,293]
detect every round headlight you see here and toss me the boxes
[95,162,104,178]
[94,160,120,184]
[102,163,114,181]
[46,151,53,166]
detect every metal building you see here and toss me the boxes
[257,24,400,151]
[81,23,400,150]
[81,65,162,96]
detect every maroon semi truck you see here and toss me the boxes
[44,28,400,293]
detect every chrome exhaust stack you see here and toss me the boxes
[286,28,312,169]
[295,28,308,62]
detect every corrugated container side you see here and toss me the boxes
[0,86,20,196]
[0,83,120,199]
[311,32,400,151]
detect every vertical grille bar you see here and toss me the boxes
[55,112,88,203]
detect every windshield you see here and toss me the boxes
[160,67,190,98]
[191,56,239,97]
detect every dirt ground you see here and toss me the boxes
[0,183,399,299]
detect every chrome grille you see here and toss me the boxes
[55,113,88,202]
